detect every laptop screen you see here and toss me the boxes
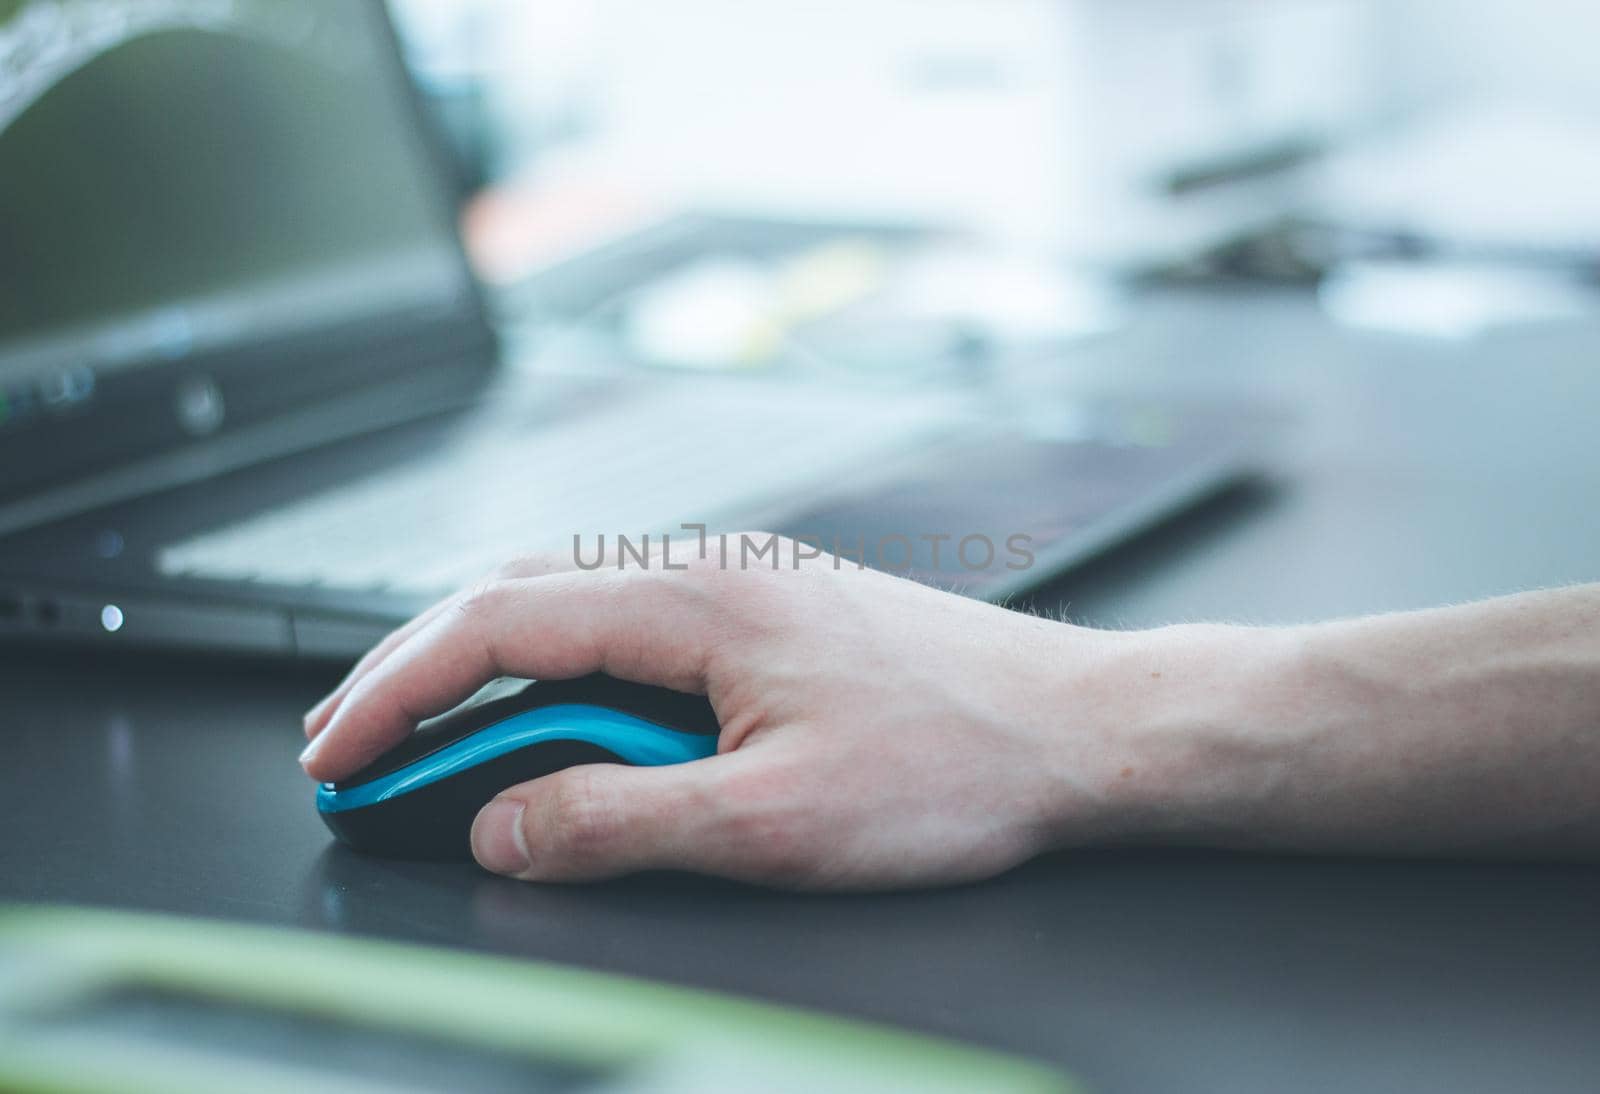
[0,0,489,501]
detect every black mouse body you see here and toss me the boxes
[316,674,719,859]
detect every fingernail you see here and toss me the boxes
[298,736,322,771]
[473,798,530,875]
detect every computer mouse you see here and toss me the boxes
[316,674,720,860]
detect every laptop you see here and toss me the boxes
[0,0,1246,660]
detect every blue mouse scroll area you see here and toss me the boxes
[317,704,719,813]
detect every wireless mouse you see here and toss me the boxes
[316,674,720,860]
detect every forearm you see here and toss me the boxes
[1098,586,1600,858]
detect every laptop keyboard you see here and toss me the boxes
[155,385,959,597]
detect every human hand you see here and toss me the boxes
[299,536,1217,889]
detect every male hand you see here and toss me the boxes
[299,536,1179,888]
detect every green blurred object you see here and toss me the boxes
[0,906,1079,1093]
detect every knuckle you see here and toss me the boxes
[453,580,505,621]
[542,769,618,857]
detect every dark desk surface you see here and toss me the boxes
[4,288,1598,1093]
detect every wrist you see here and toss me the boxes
[1038,621,1309,849]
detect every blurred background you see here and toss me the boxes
[383,0,1600,366]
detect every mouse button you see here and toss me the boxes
[459,674,720,735]
[330,701,515,790]
[330,679,547,791]
[415,677,538,735]
[330,729,447,791]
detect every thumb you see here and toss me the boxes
[471,758,728,882]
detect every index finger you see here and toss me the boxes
[298,567,719,782]
[303,550,607,740]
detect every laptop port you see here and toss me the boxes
[0,592,20,620]
[34,599,60,626]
